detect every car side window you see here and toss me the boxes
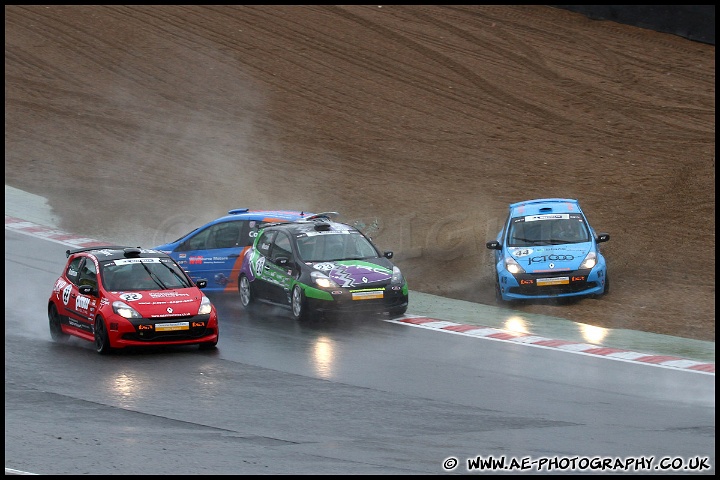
[180,222,245,251]
[66,257,82,285]
[256,230,276,258]
[78,258,98,290]
[270,232,292,263]
[209,222,242,249]
[182,228,212,251]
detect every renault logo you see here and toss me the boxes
[167,307,173,314]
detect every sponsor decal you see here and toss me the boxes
[525,213,570,222]
[329,264,391,288]
[351,290,384,300]
[54,278,68,291]
[148,291,190,298]
[75,295,90,310]
[536,277,570,286]
[155,322,190,331]
[68,319,84,329]
[114,258,161,265]
[189,256,203,264]
[527,254,575,265]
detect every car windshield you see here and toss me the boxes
[507,216,590,246]
[102,258,193,291]
[296,231,378,262]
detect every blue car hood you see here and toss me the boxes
[508,243,592,273]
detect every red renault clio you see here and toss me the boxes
[48,246,219,354]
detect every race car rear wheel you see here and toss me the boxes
[48,304,69,342]
[238,274,254,308]
[94,316,112,355]
[291,285,309,322]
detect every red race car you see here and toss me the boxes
[48,246,219,354]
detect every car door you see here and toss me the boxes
[172,220,249,291]
[60,256,97,336]
[251,229,295,305]
[263,231,296,304]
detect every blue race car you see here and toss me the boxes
[486,198,610,303]
[154,209,313,293]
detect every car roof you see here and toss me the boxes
[66,246,171,261]
[508,198,583,217]
[262,212,355,235]
[208,208,314,225]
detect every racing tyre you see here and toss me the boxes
[48,304,69,342]
[199,340,218,351]
[291,285,309,322]
[94,316,112,355]
[603,274,610,295]
[388,305,408,318]
[494,278,506,305]
[238,274,255,309]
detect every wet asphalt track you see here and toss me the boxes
[4,187,716,475]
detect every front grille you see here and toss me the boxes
[123,314,213,342]
[509,271,596,296]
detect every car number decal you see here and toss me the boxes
[254,256,266,277]
[62,284,72,305]
[119,292,143,302]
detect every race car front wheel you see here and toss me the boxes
[94,316,112,355]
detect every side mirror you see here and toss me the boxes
[196,279,208,289]
[78,284,97,296]
[486,241,502,250]
[384,251,394,259]
[276,257,290,266]
[596,233,610,243]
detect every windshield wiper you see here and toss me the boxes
[139,261,168,290]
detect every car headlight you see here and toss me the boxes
[579,251,598,269]
[391,266,404,285]
[112,301,142,319]
[504,256,526,274]
[198,295,213,315]
[311,271,339,289]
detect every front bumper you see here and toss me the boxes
[498,268,607,300]
[306,285,409,314]
[109,313,219,347]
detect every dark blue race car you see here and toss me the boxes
[154,209,313,293]
[486,198,610,303]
